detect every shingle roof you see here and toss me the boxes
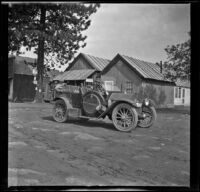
[120,54,166,81]
[53,69,96,82]
[15,55,37,64]
[8,56,37,76]
[81,53,110,71]
[14,62,34,75]
[14,56,36,75]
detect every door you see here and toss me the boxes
[174,87,182,105]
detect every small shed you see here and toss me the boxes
[101,54,176,108]
[8,55,37,102]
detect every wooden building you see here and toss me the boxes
[101,54,176,108]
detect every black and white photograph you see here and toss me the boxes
[6,2,192,189]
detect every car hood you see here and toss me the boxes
[109,92,139,103]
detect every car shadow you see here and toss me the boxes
[41,116,117,132]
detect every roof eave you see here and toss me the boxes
[144,78,176,85]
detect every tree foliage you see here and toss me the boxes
[163,34,190,82]
[8,3,100,101]
[8,3,100,66]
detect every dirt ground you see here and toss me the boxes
[8,102,190,187]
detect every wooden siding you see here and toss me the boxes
[101,59,143,92]
[69,57,93,70]
[143,81,174,107]
[13,74,36,102]
[8,57,15,78]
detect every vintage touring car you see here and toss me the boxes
[46,80,157,132]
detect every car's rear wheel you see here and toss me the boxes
[52,99,68,123]
[112,103,138,132]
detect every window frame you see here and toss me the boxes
[175,87,179,98]
[178,87,181,98]
[182,88,185,98]
[126,81,133,94]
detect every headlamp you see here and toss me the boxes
[144,99,149,106]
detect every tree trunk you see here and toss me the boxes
[35,5,46,103]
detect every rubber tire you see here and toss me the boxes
[137,106,157,128]
[112,103,138,132]
[52,99,68,123]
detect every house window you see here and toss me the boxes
[182,88,185,98]
[104,81,114,91]
[178,87,181,98]
[175,87,179,98]
[126,81,133,94]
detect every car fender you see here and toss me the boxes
[110,98,140,108]
[98,100,139,119]
[53,96,73,109]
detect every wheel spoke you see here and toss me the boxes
[116,117,122,120]
[124,108,129,115]
[116,112,122,117]
[119,109,123,115]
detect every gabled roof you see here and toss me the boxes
[67,53,110,71]
[102,54,173,83]
[53,69,96,82]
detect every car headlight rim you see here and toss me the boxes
[136,102,142,107]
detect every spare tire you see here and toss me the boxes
[82,91,106,117]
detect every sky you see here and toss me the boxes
[20,3,190,71]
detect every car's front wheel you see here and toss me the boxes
[112,103,138,132]
[52,99,68,123]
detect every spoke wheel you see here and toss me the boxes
[52,99,68,123]
[112,103,138,132]
[138,106,157,128]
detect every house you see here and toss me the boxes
[8,55,61,102]
[53,53,110,85]
[101,54,176,108]
[174,80,190,106]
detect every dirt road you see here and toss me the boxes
[8,102,190,186]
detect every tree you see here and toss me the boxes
[8,3,100,102]
[162,34,190,82]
